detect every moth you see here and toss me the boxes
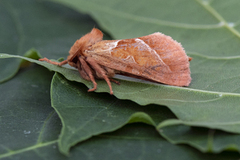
[39,28,191,94]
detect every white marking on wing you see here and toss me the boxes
[101,40,120,53]
[125,55,136,63]
[135,38,164,63]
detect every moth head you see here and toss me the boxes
[67,28,103,67]
[69,28,103,56]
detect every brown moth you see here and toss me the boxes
[39,28,191,94]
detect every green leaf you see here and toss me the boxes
[20,49,42,68]
[2,53,240,135]
[69,123,240,160]
[2,109,238,160]
[0,65,61,158]
[158,123,240,153]
[51,73,175,154]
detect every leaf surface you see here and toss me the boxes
[0,65,61,159]
[158,122,240,153]
[51,73,176,154]
[0,0,98,82]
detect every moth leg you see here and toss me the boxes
[78,57,98,93]
[76,61,90,81]
[86,57,113,95]
[103,67,119,84]
[110,78,120,85]
[39,57,68,66]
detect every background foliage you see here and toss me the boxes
[1,0,240,159]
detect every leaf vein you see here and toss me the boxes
[195,0,240,38]
[82,1,222,29]
[0,140,58,159]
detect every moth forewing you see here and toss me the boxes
[85,33,191,87]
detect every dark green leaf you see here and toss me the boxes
[51,73,175,154]
[0,0,98,82]
[0,65,61,158]
[158,123,240,153]
[68,124,240,160]
[2,116,238,160]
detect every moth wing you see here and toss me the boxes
[138,32,191,86]
[85,33,191,86]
